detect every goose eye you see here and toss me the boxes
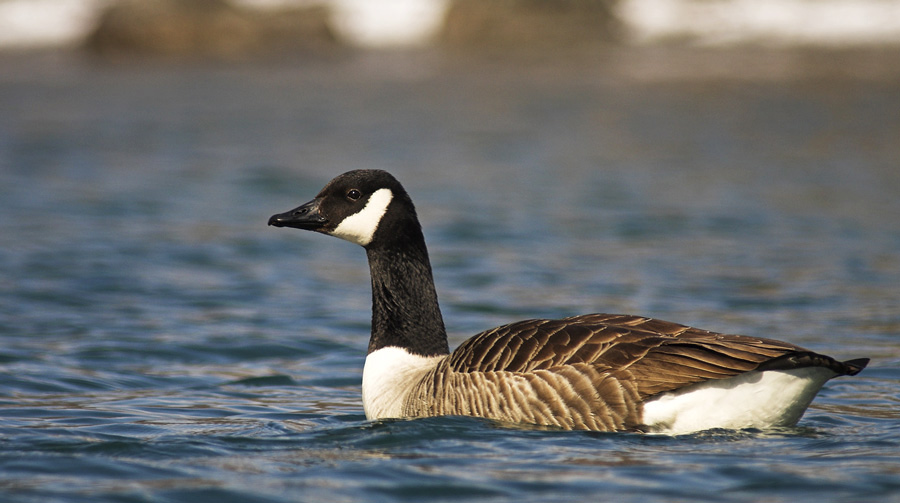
[347,189,362,201]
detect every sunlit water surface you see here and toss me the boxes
[1,51,899,503]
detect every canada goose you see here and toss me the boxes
[268,169,868,434]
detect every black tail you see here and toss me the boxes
[758,353,869,376]
[841,358,870,376]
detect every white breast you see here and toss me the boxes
[641,367,838,434]
[361,346,443,420]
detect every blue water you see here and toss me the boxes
[1,50,899,503]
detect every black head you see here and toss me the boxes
[268,170,420,249]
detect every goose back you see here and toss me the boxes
[401,313,864,431]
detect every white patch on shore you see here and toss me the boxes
[330,188,393,246]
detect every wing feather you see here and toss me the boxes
[404,313,865,431]
[448,313,821,398]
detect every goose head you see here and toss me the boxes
[268,169,420,249]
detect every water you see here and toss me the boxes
[1,50,899,503]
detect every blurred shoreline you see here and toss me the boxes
[2,0,900,53]
[4,44,900,85]
[0,0,900,50]
[2,0,900,86]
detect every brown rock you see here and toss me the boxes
[84,0,339,59]
[441,0,623,50]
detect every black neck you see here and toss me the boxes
[365,236,449,357]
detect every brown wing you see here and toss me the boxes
[447,313,851,399]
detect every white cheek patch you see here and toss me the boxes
[330,188,393,246]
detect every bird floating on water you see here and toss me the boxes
[268,169,868,434]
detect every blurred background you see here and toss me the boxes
[2,0,900,51]
[1,2,899,502]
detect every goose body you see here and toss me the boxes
[268,169,868,434]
